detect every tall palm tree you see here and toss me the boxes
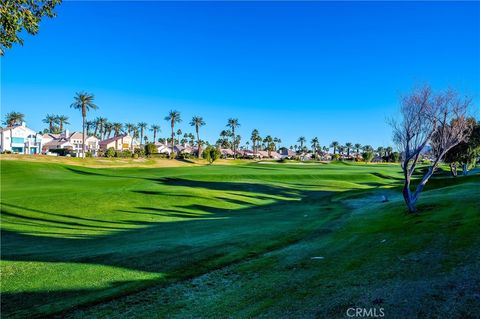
[345,142,353,157]
[263,135,273,157]
[176,129,182,145]
[165,110,182,155]
[42,114,58,133]
[330,141,339,154]
[138,122,148,145]
[70,92,98,158]
[227,118,240,159]
[104,122,114,139]
[125,123,135,136]
[95,117,107,139]
[297,137,306,150]
[311,137,319,154]
[56,115,70,133]
[250,129,259,154]
[354,143,362,156]
[112,123,123,137]
[150,124,160,142]
[190,116,206,158]
[86,120,95,135]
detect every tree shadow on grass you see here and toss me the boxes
[0,177,384,319]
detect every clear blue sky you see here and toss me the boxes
[1,1,479,148]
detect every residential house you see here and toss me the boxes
[42,130,99,156]
[99,134,137,152]
[0,122,43,154]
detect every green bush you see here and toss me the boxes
[362,151,374,163]
[332,154,340,161]
[122,150,132,158]
[169,152,177,159]
[50,148,72,156]
[132,153,139,159]
[134,148,145,158]
[202,146,221,164]
[145,143,157,156]
[391,152,400,162]
[105,147,116,158]
[85,151,93,158]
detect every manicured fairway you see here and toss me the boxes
[1,159,479,318]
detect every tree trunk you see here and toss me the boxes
[82,116,86,158]
[462,163,468,176]
[232,128,236,159]
[449,163,457,177]
[196,128,201,158]
[171,124,175,158]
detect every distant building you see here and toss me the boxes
[99,134,137,152]
[42,130,99,156]
[0,122,43,154]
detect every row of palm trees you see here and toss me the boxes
[42,114,70,133]
[6,92,394,160]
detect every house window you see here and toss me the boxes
[12,137,24,144]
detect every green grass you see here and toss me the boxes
[1,159,479,318]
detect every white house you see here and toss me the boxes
[0,122,43,154]
[42,130,99,156]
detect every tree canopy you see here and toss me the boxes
[0,0,62,55]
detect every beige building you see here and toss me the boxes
[99,134,138,151]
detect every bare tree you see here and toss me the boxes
[390,85,472,213]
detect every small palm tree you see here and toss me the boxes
[227,118,240,159]
[138,122,148,145]
[56,115,70,133]
[263,135,273,157]
[297,137,306,150]
[311,137,319,154]
[345,142,353,157]
[190,116,206,158]
[70,92,98,158]
[43,114,58,133]
[250,129,259,154]
[150,124,160,142]
[330,141,339,154]
[165,110,182,155]
[354,143,362,156]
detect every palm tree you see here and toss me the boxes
[190,116,206,158]
[165,110,182,155]
[311,137,319,154]
[263,135,273,157]
[125,123,135,136]
[86,120,95,135]
[150,124,160,142]
[345,142,353,157]
[43,114,58,133]
[176,129,182,145]
[227,118,240,159]
[297,137,306,150]
[56,115,70,132]
[138,122,148,145]
[3,112,25,151]
[95,117,107,139]
[250,129,259,154]
[104,122,114,139]
[354,143,362,156]
[112,123,123,137]
[330,141,339,154]
[70,92,98,158]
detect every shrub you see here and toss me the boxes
[134,148,145,158]
[50,148,72,156]
[278,158,288,163]
[145,143,157,156]
[202,146,221,164]
[122,149,132,158]
[169,151,177,159]
[332,154,340,161]
[85,151,93,158]
[362,151,374,163]
[391,152,400,162]
[105,147,116,158]
[132,153,139,159]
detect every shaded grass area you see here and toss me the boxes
[1,160,479,318]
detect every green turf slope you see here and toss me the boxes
[1,160,478,318]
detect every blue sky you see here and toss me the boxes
[1,1,479,148]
